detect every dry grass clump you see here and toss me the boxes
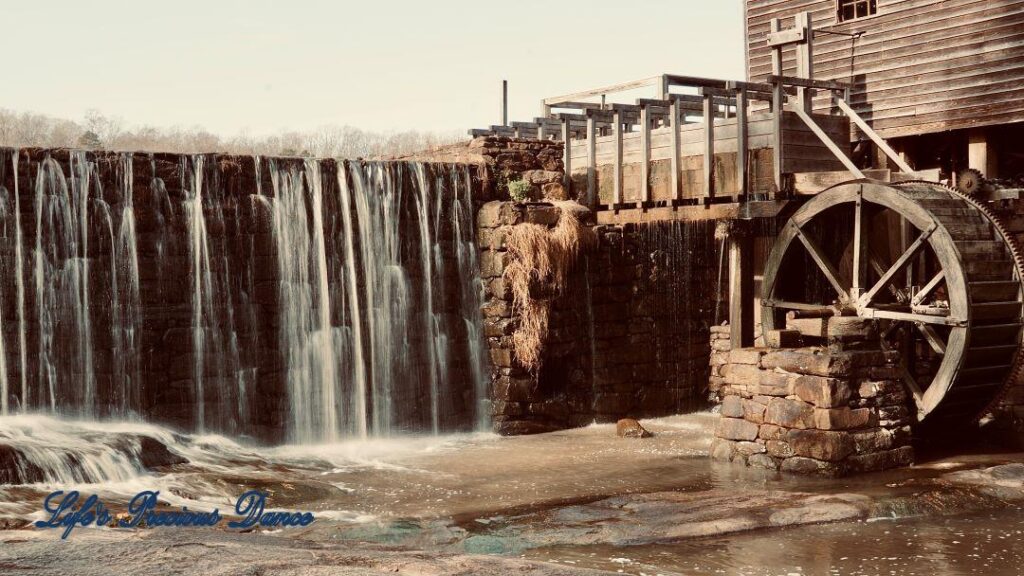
[503,201,597,370]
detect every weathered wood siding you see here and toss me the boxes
[746,0,1024,139]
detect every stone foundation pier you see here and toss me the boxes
[710,328,915,476]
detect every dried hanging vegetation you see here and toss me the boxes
[503,202,598,371]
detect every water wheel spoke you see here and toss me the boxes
[859,223,937,307]
[911,271,946,307]
[791,222,847,300]
[853,193,867,293]
[869,253,908,302]
[897,361,925,405]
[917,324,947,355]
[763,300,836,313]
[862,306,965,326]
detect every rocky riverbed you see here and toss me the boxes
[1,413,1024,575]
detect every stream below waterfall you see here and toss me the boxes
[2,412,1024,575]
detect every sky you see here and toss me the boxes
[1,0,745,136]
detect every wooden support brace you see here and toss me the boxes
[793,105,865,179]
[772,80,784,196]
[833,96,915,173]
[735,87,748,201]
[613,110,623,207]
[586,115,597,208]
[640,105,651,208]
[562,119,572,191]
[703,94,715,202]
[730,230,755,348]
[670,99,681,203]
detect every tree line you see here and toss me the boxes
[0,109,465,159]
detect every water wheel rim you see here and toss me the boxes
[762,181,976,421]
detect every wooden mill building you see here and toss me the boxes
[745,0,1024,180]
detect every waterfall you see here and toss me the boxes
[0,150,487,443]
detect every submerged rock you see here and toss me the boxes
[616,419,652,438]
[0,444,45,485]
[137,436,188,470]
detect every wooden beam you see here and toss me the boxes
[544,75,663,107]
[703,94,715,201]
[767,75,847,92]
[613,110,623,206]
[795,11,814,113]
[586,115,597,208]
[767,26,806,47]
[562,119,572,191]
[833,96,915,174]
[772,79,784,195]
[670,99,681,203]
[640,105,650,207]
[852,188,866,298]
[735,87,748,201]
[730,231,755,348]
[770,18,783,78]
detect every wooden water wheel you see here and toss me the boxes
[762,180,1024,426]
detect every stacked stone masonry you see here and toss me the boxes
[710,346,915,476]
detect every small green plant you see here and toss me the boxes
[507,178,532,203]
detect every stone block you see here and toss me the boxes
[742,399,767,424]
[766,440,796,458]
[479,250,508,278]
[736,441,767,456]
[723,364,762,387]
[541,182,568,201]
[764,397,816,429]
[787,429,856,462]
[489,348,514,368]
[781,456,844,476]
[730,348,764,366]
[851,428,895,454]
[748,454,780,470]
[481,299,512,319]
[791,375,851,408]
[759,424,786,441]
[721,396,744,418]
[477,201,522,228]
[710,438,737,461]
[765,329,803,349]
[524,204,561,226]
[711,339,731,352]
[716,417,760,442]
[813,407,874,430]
[847,445,914,473]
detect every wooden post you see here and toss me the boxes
[670,98,681,203]
[969,129,998,178]
[770,18,783,78]
[586,114,597,208]
[795,11,814,113]
[735,87,748,201]
[729,224,754,348]
[613,110,623,207]
[562,119,572,192]
[772,80,784,196]
[659,74,670,100]
[703,94,715,202]
[640,104,651,208]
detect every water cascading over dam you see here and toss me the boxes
[0,148,488,444]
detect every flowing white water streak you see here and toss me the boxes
[0,185,9,414]
[413,165,443,434]
[271,159,341,443]
[449,166,489,430]
[184,155,210,432]
[12,152,26,413]
[113,154,141,416]
[336,163,369,437]
[70,152,96,416]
